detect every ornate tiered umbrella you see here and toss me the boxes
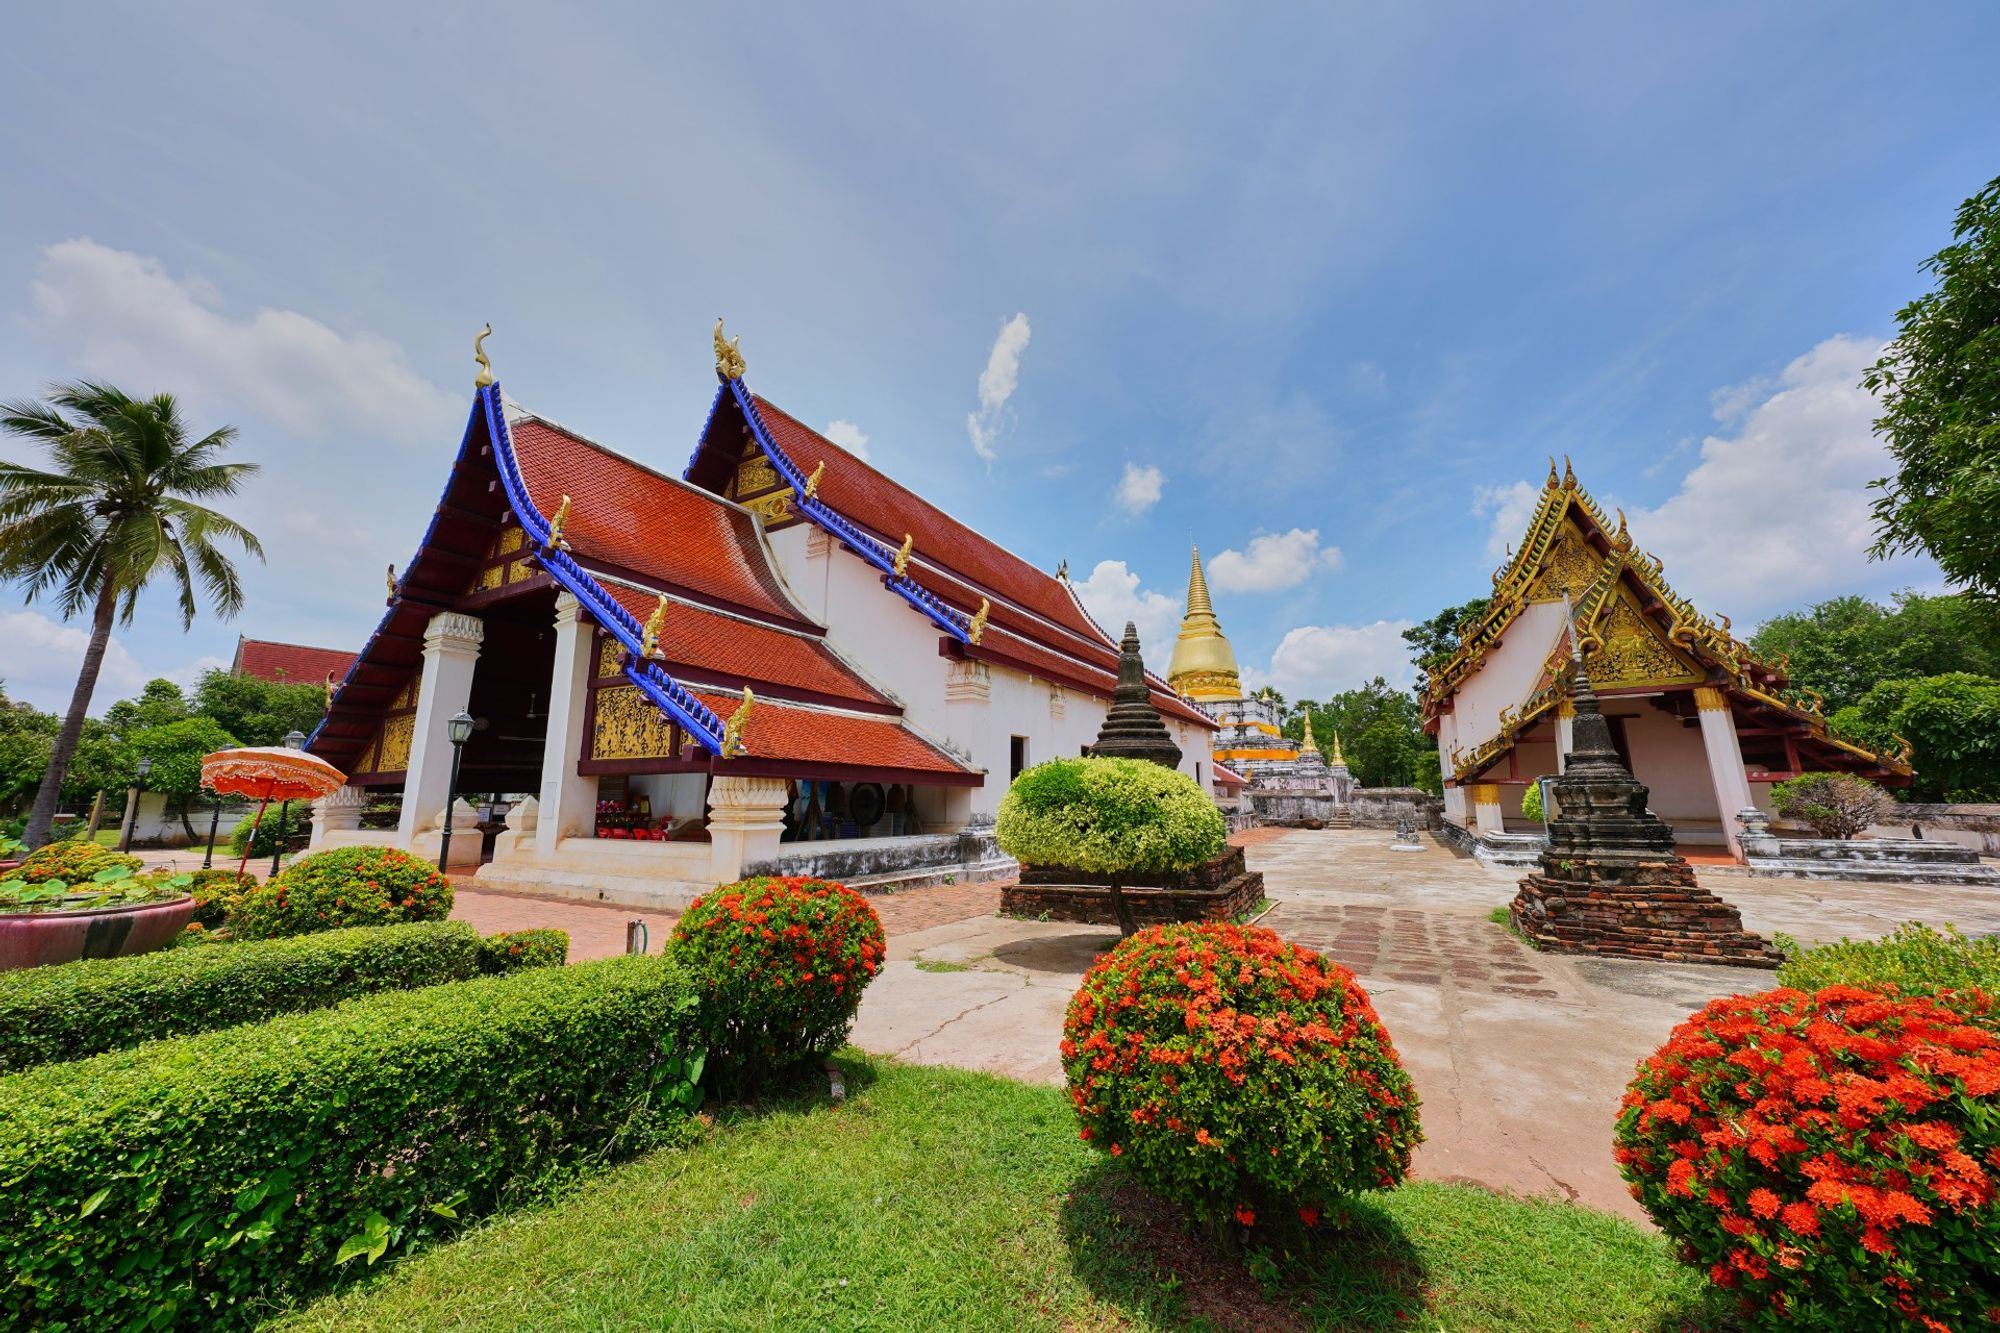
[200,746,347,878]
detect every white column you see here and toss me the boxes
[396,611,485,847]
[1555,700,1576,775]
[537,593,600,854]
[1694,687,1757,861]
[310,785,366,849]
[705,775,789,884]
[1470,783,1506,834]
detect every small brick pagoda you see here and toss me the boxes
[1510,662,1780,968]
[1001,624,1264,926]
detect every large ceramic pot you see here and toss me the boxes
[0,895,196,971]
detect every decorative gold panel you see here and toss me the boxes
[742,489,795,524]
[1584,594,1701,689]
[592,684,675,760]
[507,559,535,584]
[597,636,625,677]
[498,525,525,555]
[392,677,421,710]
[378,713,416,772]
[477,564,504,591]
[735,454,781,496]
[1529,526,1602,603]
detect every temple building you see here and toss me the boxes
[1423,460,1912,861]
[305,326,1212,906]
[231,637,356,688]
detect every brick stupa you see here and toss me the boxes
[1085,622,1185,769]
[1509,662,1780,968]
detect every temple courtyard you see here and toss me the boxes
[444,828,2000,1225]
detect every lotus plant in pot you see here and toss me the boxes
[0,850,196,971]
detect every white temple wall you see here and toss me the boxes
[1450,601,1568,753]
[768,526,1207,817]
[1617,705,1726,845]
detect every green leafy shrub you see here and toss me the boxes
[997,756,1227,935]
[478,927,570,974]
[226,799,310,860]
[228,844,451,940]
[1770,770,1891,839]
[1616,985,2000,1328]
[1062,921,1421,1232]
[14,840,142,885]
[669,875,884,1094]
[185,868,258,929]
[0,954,704,1330]
[1776,922,2000,1009]
[0,921,482,1072]
[1520,781,1545,821]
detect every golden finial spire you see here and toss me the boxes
[1546,456,1560,488]
[721,687,754,757]
[1185,544,1216,618]
[1562,455,1576,489]
[892,534,913,577]
[544,495,573,552]
[967,599,990,644]
[803,460,824,500]
[640,595,668,659]
[473,324,495,387]
[1301,710,1320,755]
[1167,544,1242,701]
[713,319,747,380]
[1330,730,1346,767]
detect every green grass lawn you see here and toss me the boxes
[272,1057,1715,1332]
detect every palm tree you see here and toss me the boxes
[0,382,261,847]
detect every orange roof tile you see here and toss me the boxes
[689,689,970,777]
[599,583,888,709]
[234,639,356,687]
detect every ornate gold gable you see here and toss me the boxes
[726,448,797,525]
[1583,588,1703,690]
[1527,524,1601,604]
[592,684,678,760]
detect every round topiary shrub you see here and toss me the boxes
[15,841,143,886]
[1616,985,2000,1329]
[668,875,885,1094]
[1062,921,1422,1232]
[998,756,1228,936]
[228,845,452,940]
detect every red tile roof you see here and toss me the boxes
[511,415,806,625]
[745,397,1211,729]
[234,639,356,687]
[599,583,888,709]
[689,689,969,777]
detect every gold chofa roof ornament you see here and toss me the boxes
[473,324,495,387]
[1165,545,1242,701]
[640,595,668,660]
[544,495,573,553]
[892,534,913,578]
[713,319,747,380]
[967,599,990,645]
[721,687,754,758]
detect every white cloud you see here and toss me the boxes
[0,610,220,715]
[966,312,1031,465]
[1071,559,1181,669]
[822,419,871,461]
[1113,462,1164,515]
[1263,619,1418,697]
[29,238,458,444]
[1472,479,1541,563]
[1206,528,1343,593]
[1632,334,1936,621]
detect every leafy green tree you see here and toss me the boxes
[1286,676,1437,789]
[1830,672,2000,802]
[1749,591,2000,713]
[0,383,260,847]
[118,716,239,839]
[191,668,327,748]
[1403,597,1493,679]
[1867,175,2000,595]
[104,678,192,734]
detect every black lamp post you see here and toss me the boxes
[201,745,237,870]
[119,755,154,853]
[439,710,474,872]
[270,731,306,876]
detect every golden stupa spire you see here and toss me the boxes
[1329,730,1346,767]
[1166,544,1242,702]
[1301,710,1320,754]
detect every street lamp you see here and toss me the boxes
[269,731,307,876]
[439,710,474,872]
[202,745,237,869]
[118,755,154,854]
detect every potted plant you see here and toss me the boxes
[0,865,197,971]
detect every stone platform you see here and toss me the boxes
[1511,859,1781,967]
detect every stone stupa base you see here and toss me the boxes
[1510,856,1780,968]
[1002,845,1266,927]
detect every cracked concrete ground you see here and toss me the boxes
[849,826,2000,1222]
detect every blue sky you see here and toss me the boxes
[2,2,1995,714]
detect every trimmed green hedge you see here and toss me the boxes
[0,955,704,1330]
[477,927,569,974]
[1776,921,2000,1007]
[0,922,484,1073]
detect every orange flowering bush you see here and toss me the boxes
[228,845,452,940]
[1061,922,1420,1229]
[669,876,885,1094]
[1617,986,2000,1329]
